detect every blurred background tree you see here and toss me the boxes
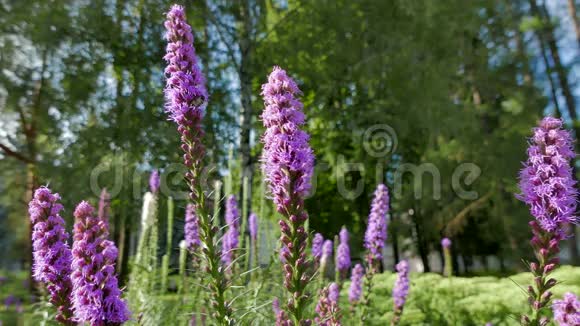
[0,0,578,276]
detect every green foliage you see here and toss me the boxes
[342,265,580,326]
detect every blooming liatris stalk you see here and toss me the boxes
[164,6,207,201]
[261,66,315,325]
[552,292,580,326]
[222,195,240,266]
[320,240,333,277]
[361,184,389,321]
[150,169,160,195]
[315,283,342,326]
[348,264,364,305]
[29,187,74,324]
[517,117,578,325]
[185,203,201,252]
[336,227,351,280]
[71,201,130,325]
[164,5,233,323]
[364,184,389,269]
[249,213,258,241]
[391,260,410,326]
[312,233,324,265]
[441,237,452,277]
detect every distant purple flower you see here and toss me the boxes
[315,283,342,326]
[71,201,130,325]
[4,295,15,309]
[272,297,281,316]
[349,264,364,304]
[249,213,258,241]
[261,66,314,324]
[365,184,389,267]
[312,233,324,263]
[321,239,333,272]
[336,227,351,278]
[441,238,451,249]
[393,260,410,311]
[28,187,74,323]
[328,283,340,304]
[185,203,201,251]
[221,195,240,265]
[339,227,349,244]
[164,4,207,203]
[518,117,577,233]
[553,292,580,326]
[149,170,160,194]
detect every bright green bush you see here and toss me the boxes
[341,265,580,326]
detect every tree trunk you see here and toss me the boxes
[568,0,580,48]
[412,208,430,272]
[238,0,254,238]
[532,1,578,119]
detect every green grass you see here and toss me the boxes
[2,266,579,325]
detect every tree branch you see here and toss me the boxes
[0,142,33,163]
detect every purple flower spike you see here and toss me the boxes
[149,170,160,194]
[393,260,410,309]
[71,201,130,325]
[518,117,578,325]
[339,227,349,244]
[312,233,324,263]
[185,204,201,251]
[392,260,410,325]
[552,292,580,326]
[315,283,342,326]
[336,227,351,279]
[348,264,364,304]
[261,66,314,212]
[441,238,451,249]
[261,66,315,324]
[164,5,234,322]
[365,184,389,268]
[29,187,74,324]
[164,4,207,203]
[221,195,240,266]
[249,213,258,241]
[518,117,577,233]
[320,239,333,274]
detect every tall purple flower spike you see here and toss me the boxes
[164,5,232,323]
[315,282,342,326]
[336,227,351,279]
[441,238,451,249]
[71,201,130,325]
[348,264,364,304]
[552,292,580,326]
[364,184,389,269]
[392,260,410,326]
[164,4,207,204]
[518,117,578,325]
[221,195,240,266]
[261,66,315,325]
[149,170,160,195]
[312,233,324,264]
[320,239,333,276]
[185,203,201,251]
[29,187,74,324]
